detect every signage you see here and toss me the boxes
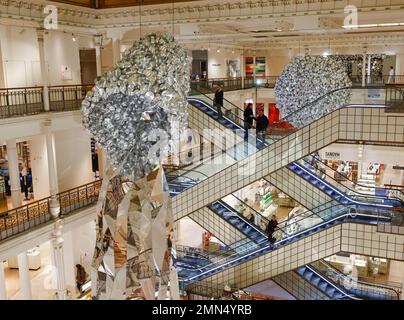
[212,63,221,67]
[325,151,340,159]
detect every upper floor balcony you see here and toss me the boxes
[0,75,403,122]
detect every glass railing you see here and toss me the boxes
[297,156,404,206]
[311,260,400,300]
[177,195,401,284]
[173,87,395,199]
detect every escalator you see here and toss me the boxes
[171,88,404,222]
[289,157,404,208]
[296,259,400,300]
[169,89,404,294]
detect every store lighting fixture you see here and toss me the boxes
[217,48,221,53]
[72,34,76,41]
[322,50,331,57]
[342,22,404,29]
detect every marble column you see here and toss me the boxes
[37,29,50,111]
[17,252,32,300]
[94,34,103,77]
[51,219,67,300]
[43,120,60,218]
[361,51,367,88]
[6,139,21,209]
[112,38,121,65]
[0,261,6,300]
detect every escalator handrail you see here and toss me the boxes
[228,193,270,226]
[180,208,392,283]
[297,158,403,205]
[308,155,404,201]
[312,260,400,299]
[292,162,394,210]
[180,199,389,279]
[189,88,246,124]
[301,265,360,300]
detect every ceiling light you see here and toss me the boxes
[232,50,235,54]
[217,48,221,53]
[72,34,76,41]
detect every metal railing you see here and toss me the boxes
[1,75,404,121]
[0,86,44,119]
[0,179,102,241]
[49,84,93,112]
[312,260,401,300]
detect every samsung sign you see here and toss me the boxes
[325,152,340,159]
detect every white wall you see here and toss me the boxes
[396,54,404,75]
[0,26,41,87]
[208,49,226,78]
[45,31,81,85]
[63,220,96,288]
[0,26,82,87]
[29,134,50,200]
[320,143,404,185]
[53,127,94,192]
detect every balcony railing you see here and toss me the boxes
[0,180,102,241]
[1,75,404,121]
[0,86,44,119]
[49,84,93,112]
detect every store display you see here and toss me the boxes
[274,55,352,127]
[86,33,190,300]
[255,57,266,77]
[245,57,254,78]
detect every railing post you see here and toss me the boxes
[37,29,50,111]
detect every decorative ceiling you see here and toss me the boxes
[50,0,200,9]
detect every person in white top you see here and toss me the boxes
[388,66,395,83]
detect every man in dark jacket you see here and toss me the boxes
[266,214,278,244]
[214,85,224,118]
[243,103,255,140]
[256,109,269,142]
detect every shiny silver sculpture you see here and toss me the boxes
[275,55,352,127]
[82,33,190,300]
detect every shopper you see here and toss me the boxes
[388,66,395,83]
[266,214,278,244]
[76,264,87,294]
[256,109,269,142]
[214,84,224,118]
[243,103,255,140]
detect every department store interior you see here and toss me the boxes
[0,0,404,301]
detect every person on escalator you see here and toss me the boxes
[266,214,278,245]
[214,84,224,118]
[243,103,255,140]
[256,109,269,142]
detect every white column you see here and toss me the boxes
[43,120,60,218]
[358,144,363,179]
[17,252,32,300]
[362,51,367,87]
[112,38,121,65]
[6,139,21,209]
[240,53,245,89]
[94,34,103,77]
[37,29,50,111]
[0,261,6,300]
[367,55,371,84]
[51,220,67,300]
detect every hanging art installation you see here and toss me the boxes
[274,55,352,127]
[81,33,191,300]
